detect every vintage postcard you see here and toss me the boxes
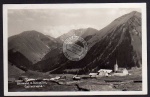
[3,3,147,96]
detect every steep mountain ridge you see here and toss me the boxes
[86,11,141,48]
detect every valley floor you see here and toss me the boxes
[8,68,142,92]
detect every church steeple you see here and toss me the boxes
[114,60,118,72]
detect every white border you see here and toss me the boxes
[3,3,147,96]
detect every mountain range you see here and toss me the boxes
[8,11,142,74]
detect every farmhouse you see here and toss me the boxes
[89,69,112,77]
[18,76,37,82]
[89,73,98,77]
[98,69,112,76]
[73,75,81,80]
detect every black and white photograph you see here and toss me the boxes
[3,3,147,96]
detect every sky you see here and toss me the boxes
[8,8,141,38]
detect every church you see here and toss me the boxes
[113,60,129,76]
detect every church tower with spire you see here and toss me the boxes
[114,60,118,72]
